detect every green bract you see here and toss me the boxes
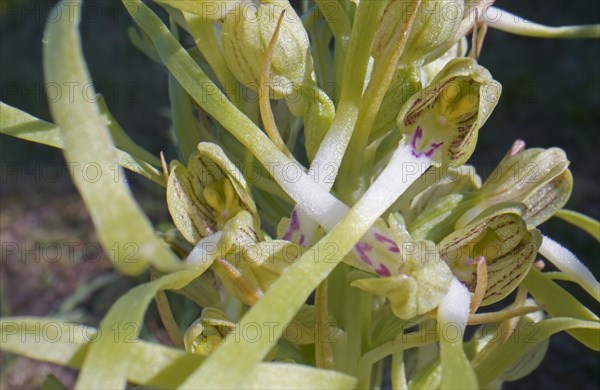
[156,0,241,20]
[370,66,422,143]
[470,299,549,384]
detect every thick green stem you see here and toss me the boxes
[339,0,423,202]
[343,271,372,375]
[391,351,408,390]
[315,280,334,369]
[308,0,387,187]
[154,289,185,349]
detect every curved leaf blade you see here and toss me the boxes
[555,209,600,243]
[43,0,179,274]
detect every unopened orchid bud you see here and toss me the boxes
[221,0,312,99]
[167,142,258,244]
[479,142,572,226]
[401,165,483,243]
[406,164,481,221]
[303,86,335,162]
[439,205,542,306]
[373,0,464,65]
[397,57,501,166]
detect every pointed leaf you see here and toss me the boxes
[0,102,164,185]
[555,209,600,242]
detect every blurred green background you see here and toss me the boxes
[1,0,598,388]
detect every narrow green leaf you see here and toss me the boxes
[168,59,200,160]
[0,319,357,389]
[76,213,252,389]
[555,209,600,242]
[0,102,164,185]
[474,317,600,386]
[523,268,599,349]
[42,0,180,274]
[0,102,61,147]
[245,363,358,389]
[96,95,162,167]
[154,0,232,20]
[75,264,213,389]
[183,12,240,105]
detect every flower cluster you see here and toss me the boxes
[154,1,598,387]
[2,0,598,389]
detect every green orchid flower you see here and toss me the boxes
[439,204,542,306]
[351,214,453,320]
[3,0,599,389]
[167,142,258,244]
[397,57,500,166]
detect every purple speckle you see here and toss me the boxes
[424,142,444,157]
[282,209,300,241]
[375,264,391,277]
[299,234,305,246]
[373,232,400,253]
[410,126,444,158]
[411,126,423,150]
[289,209,300,230]
[354,242,373,266]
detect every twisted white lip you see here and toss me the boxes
[538,235,600,302]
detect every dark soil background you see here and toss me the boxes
[1,0,599,388]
